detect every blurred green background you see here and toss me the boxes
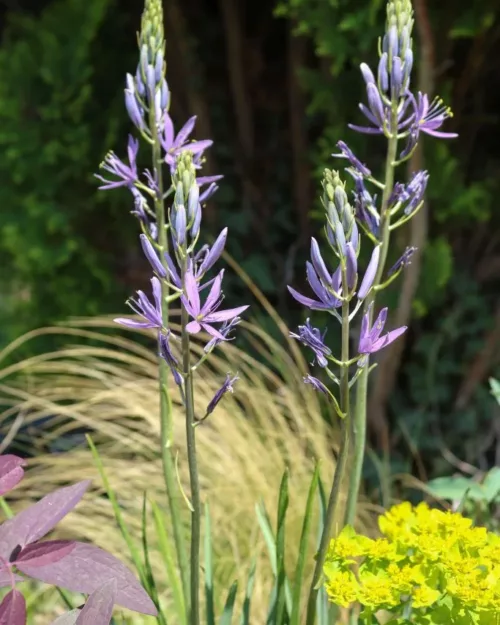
[1,0,500,482]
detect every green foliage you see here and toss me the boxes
[0,0,135,346]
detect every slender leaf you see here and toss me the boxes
[151,499,187,625]
[218,581,238,625]
[266,580,278,625]
[291,464,319,625]
[87,436,144,580]
[141,495,164,624]
[239,558,256,625]
[205,504,215,625]
[275,471,289,625]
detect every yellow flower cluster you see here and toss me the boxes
[323,502,500,620]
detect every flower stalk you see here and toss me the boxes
[345,103,399,526]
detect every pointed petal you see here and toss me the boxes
[204,305,249,323]
[306,262,329,304]
[199,228,227,275]
[358,309,370,351]
[174,116,197,148]
[183,270,200,315]
[114,318,155,329]
[140,235,167,278]
[200,271,224,315]
[370,326,407,352]
[422,128,458,138]
[200,323,227,341]
[370,307,388,342]
[163,114,175,150]
[164,252,182,287]
[0,589,26,625]
[186,320,202,334]
[151,278,163,319]
[0,481,90,559]
[345,242,357,290]
[358,246,380,299]
[287,286,329,311]
[0,455,26,496]
[184,139,212,155]
[310,238,332,286]
[17,542,156,615]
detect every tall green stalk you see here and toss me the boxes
[305,292,351,625]
[149,110,190,610]
[180,280,201,625]
[345,105,399,526]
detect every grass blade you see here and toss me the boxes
[316,476,336,625]
[290,464,319,625]
[151,499,187,625]
[141,494,165,625]
[239,558,256,625]
[205,503,215,625]
[87,435,144,580]
[275,471,289,625]
[219,581,238,625]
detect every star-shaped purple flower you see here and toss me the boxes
[182,269,248,340]
[96,135,139,190]
[115,277,164,330]
[161,114,213,173]
[358,306,406,354]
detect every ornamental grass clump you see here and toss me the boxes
[324,503,500,624]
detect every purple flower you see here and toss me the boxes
[182,269,248,340]
[161,114,213,173]
[392,170,429,216]
[288,247,343,311]
[96,136,139,190]
[358,306,406,354]
[388,246,417,276]
[159,331,183,387]
[411,93,458,139]
[304,375,330,396]
[115,277,163,330]
[349,171,380,237]
[290,319,331,367]
[333,141,371,177]
[204,317,242,353]
[206,374,239,416]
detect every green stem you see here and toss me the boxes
[344,105,399,527]
[305,294,351,625]
[181,303,201,625]
[150,112,190,611]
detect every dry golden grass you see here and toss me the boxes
[0,309,374,623]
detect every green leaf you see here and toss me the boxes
[86,436,145,579]
[219,581,238,625]
[482,467,500,503]
[140,495,162,621]
[151,499,187,625]
[275,471,289,625]
[426,475,485,502]
[205,503,215,625]
[239,558,256,625]
[291,464,319,625]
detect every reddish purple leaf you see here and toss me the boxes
[0,570,23,587]
[0,481,90,559]
[16,540,76,567]
[0,589,26,625]
[0,455,26,496]
[16,542,157,615]
[76,579,116,625]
